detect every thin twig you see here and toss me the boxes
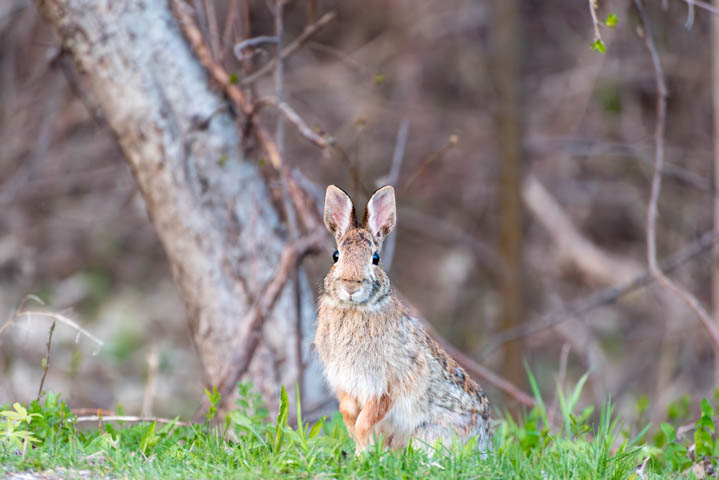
[0,294,44,339]
[377,118,409,271]
[36,321,56,401]
[233,36,278,60]
[481,229,719,356]
[636,0,719,351]
[384,118,410,187]
[240,11,337,86]
[678,0,719,16]
[402,134,459,191]
[587,0,604,46]
[222,0,242,58]
[530,136,714,192]
[254,97,332,149]
[203,0,221,61]
[274,0,286,156]
[73,415,190,426]
[685,0,696,28]
[15,311,104,349]
[141,349,159,417]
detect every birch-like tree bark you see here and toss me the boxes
[33,0,328,412]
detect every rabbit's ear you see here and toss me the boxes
[364,186,396,239]
[324,185,357,240]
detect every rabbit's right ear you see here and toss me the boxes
[324,185,357,241]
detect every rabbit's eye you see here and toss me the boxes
[332,250,339,263]
[372,252,380,265]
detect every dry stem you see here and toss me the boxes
[482,229,719,355]
[240,11,337,86]
[36,321,56,401]
[636,0,719,351]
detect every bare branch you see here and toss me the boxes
[636,0,719,351]
[685,0,696,28]
[380,118,410,188]
[678,0,719,16]
[8,310,104,349]
[213,227,326,409]
[254,97,333,149]
[240,11,337,86]
[376,118,409,271]
[481,229,719,356]
[233,36,278,61]
[171,0,283,169]
[523,174,643,285]
[171,0,251,114]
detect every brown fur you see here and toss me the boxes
[315,185,491,453]
[338,391,360,439]
[355,392,393,449]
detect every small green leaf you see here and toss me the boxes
[701,397,714,418]
[374,73,385,85]
[228,73,239,84]
[660,422,676,443]
[604,13,618,28]
[308,419,324,439]
[140,422,157,455]
[591,39,606,53]
[695,427,713,457]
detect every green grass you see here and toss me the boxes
[0,380,715,479]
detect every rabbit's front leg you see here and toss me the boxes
[354,393,392,454]
[338,391,360,439]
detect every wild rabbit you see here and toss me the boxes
[315,185,490,454]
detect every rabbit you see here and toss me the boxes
[314,184,490,454]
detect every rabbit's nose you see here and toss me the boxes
[341,280,361,294]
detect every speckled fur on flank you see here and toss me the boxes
[315,185,490,454]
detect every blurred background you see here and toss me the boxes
[1,0,716,427]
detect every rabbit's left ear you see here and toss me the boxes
[364,186,396,239]
[324,185,357,240]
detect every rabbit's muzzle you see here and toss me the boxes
[341,279,362,294]
[337,278,369,302]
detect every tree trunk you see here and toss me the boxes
[33,0,329,413]
[493,0,525,396]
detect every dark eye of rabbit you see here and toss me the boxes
[332,250,339,263]
[372,252,380,265]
